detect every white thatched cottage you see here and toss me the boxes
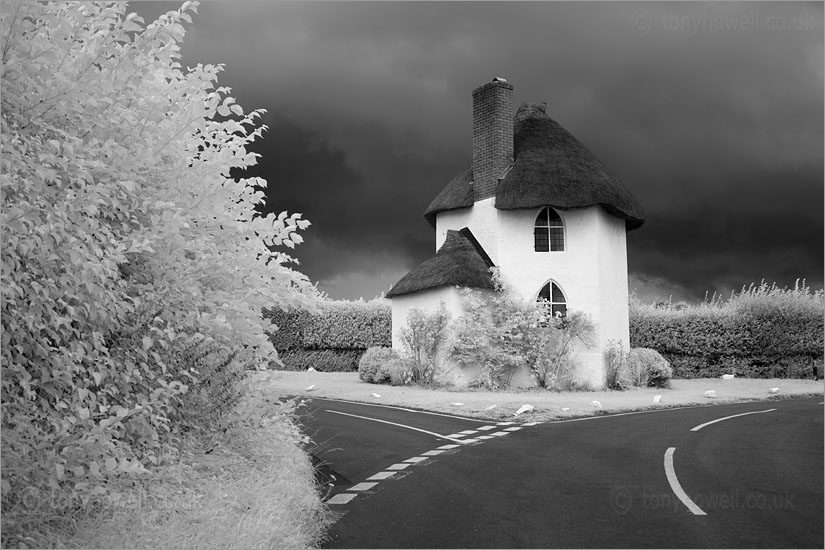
[387,78,644,388]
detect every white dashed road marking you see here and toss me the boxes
[366,471,397,481]
[323,408,543,507]
[326,410,466,443]
[689,409,776,432]
[664,447,706,515]
[327,493,358,505]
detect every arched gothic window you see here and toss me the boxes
[537,281,567,318]
[534,207,564,252]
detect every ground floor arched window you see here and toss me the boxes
[537,281,567,318]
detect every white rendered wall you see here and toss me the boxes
[435,197,499,264]
[391,286,464,350]
[497,205,630,387]
[423,201,630,389]
[595,207,631,353]
[391,286,480,385]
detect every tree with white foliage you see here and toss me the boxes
[1,2,314,541]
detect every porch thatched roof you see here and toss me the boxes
[386,228,494,298]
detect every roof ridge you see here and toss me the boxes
[457,228,494,267]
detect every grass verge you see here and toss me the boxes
[256,370,824,423]
[62,378,329,550]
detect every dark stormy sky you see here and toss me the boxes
[131,1,823,303]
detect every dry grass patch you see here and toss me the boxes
[66,381,329,550]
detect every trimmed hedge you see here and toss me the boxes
[630,282,824,379]
[274,349,364,372]
[264,299,391,371]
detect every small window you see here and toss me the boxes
[537,281,567,318]
[534,207,564,252]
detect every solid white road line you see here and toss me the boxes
[689,408,777,432]
[325,410,466,443]
[664,447,706,516]
[327,493,358,505]
[312,397,490,422]
[544,404,752,425]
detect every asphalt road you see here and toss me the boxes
[294,396,824,549]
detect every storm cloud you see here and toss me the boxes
[133,1,823,301]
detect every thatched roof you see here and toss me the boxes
[386,228,494,298]
[424,102,645,230]
[423,166,474,227]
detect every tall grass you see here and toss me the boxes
[65,388,328,550]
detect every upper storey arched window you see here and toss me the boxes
[534,207,564,252]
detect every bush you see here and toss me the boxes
[358,347,405,384]
[264,299,391,373]
[302,300,392,350]
[174,339,251,434]
[630,280,823,379]
[264,300,391,353]
[399,303,450,384]
[0,4,318,546]
[532,312,596,390]
[628,348,672,388]
[625,348,651,388]
[388,361,413,386]
[604,340,629,390]
[262,308,309,352]
[277,349,363,372]
[451,273,595,390]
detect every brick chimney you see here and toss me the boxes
[472,77,514,202]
